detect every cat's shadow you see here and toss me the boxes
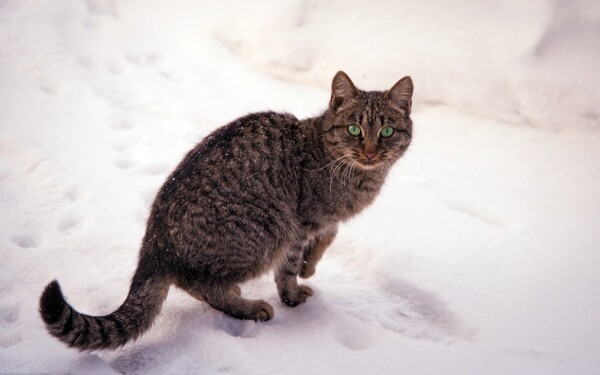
[325,275,471,342]
[313,245,474,343]
[211,266,470,344]
[105,265,470,373]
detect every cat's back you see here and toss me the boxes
[197,112,300,167]
[149,112,304,247]
[164,111,301,194]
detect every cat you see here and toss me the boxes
[39,71,414,351]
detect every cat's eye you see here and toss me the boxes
[347,124,361,137]
[380,127,394,138]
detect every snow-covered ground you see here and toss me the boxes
[1,0,599,373]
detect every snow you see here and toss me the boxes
[1,0,599,373]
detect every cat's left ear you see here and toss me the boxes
[385,76,413,115]
[330,71,358,112]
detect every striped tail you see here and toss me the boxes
[39,266,170,351]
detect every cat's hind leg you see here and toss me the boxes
[187,283,273,321]
[300,227,337,279]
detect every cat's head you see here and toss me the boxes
[323,71,413,170]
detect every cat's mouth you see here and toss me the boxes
[352,151,388,169]
[355,158,384,169]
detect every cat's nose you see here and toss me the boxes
[365,152,377,160]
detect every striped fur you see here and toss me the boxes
[39,71,413,351]
[39,254,170,351]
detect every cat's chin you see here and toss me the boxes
[356,160,385,170]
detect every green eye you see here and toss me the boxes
[347,124,361,137]
[380,127,394,138]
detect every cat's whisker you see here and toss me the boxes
[329,155,352,196]
[306,154,348,172]
[340,160,350,188]
[341,157,356,189]
[327,145,348,152]
[306,146,350,171]
[348,160,358,187]
[325,145,352,157]
[340,160,350,189]
[330,157,349,182]
[328,163,339,197]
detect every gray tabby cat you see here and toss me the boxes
[39,71,414,351]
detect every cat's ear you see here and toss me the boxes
[385,76,413,115]
[330,71,358,112]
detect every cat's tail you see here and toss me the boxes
[39,258,170,351]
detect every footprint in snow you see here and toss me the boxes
[0,301,22,348]
[110,348,160,374]
[0,303,19,325]
[136,160,171,176]
[63,186,82,202]
[371,278,466,341]
[114,155,135,170]
[124,51,179,81]
[82,0,118,17]
[58,213,83,234]
[333,319,376,351]
[106,60,125,75]
[36,78,58,95]
[209,312,259,339]
[443,199,516,229]
[110,117,135,131]
[0,331,22,349]
[10,232,39,248]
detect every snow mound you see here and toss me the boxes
[210,0,600,130]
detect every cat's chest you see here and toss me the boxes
[329,180,381,218]
[299,171,383,228]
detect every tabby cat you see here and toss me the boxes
[39,71,414,351]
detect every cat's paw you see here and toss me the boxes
[280,285,313,307]
[251,300,274,322]
[299,262,316,279]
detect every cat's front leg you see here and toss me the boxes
[275,243,313,307]
[300,226,337,279]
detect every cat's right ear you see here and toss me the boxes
[330,71,358,112]
[385,76,413,115]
